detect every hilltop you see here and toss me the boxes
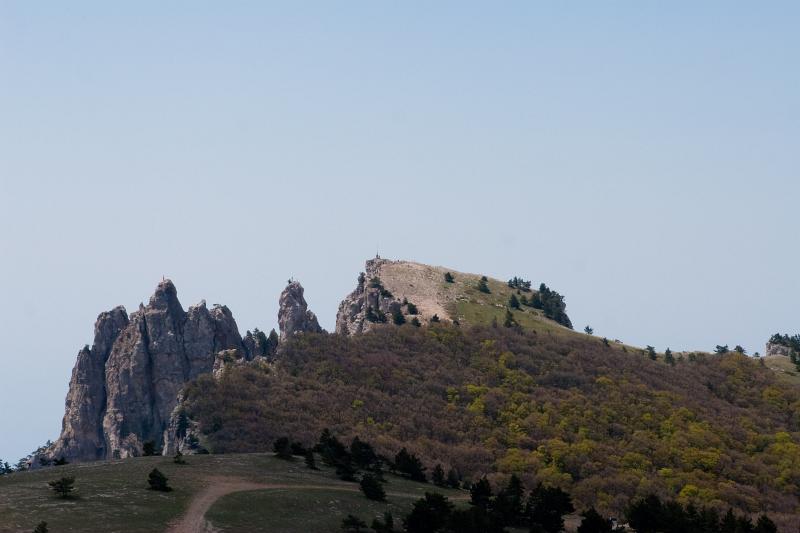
[336,257,574,335]
[9,257,800,531]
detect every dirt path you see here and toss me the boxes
[166,476,469,533]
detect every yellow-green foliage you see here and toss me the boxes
[182,326,800,522]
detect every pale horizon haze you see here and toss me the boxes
[1,2,798,462]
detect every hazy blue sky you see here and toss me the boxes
[1,2,798,462]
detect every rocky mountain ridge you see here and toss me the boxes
[48,278,322,463]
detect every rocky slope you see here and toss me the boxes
[50,278,321,462]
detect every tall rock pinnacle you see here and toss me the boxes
[278,280,322,341]
[50,279,246,462]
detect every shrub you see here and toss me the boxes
[34,522,48,533]
[359,473,386,501]
[48,477,75,499]
[341,514,368,532]
[392,308,406,325]
[444,272,455,283]
[142,441,157,457]
[273,437,293,459]
[406,302,418,315]
[147,468,172,492]
[477,277,491,294]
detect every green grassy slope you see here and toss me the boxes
[0,454,464,533]
[375,260,576,335]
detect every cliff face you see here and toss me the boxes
[51,280,246,461]
[52,306,129,461]
[335,258,397,335]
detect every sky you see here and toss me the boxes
[1,2,798,462]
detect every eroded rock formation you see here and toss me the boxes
[278,281,322,341]
[335,258,402,335]
[50,280,246,461]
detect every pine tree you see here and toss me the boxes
[646,345,657,360]
[359,473,386,501]
[509,294,520,309]
[304,450,318,470]
[273,437,294,459]
[444,272,455,283]
[432,464,446,486]
[48,477,75,499]
[477,276,491,294]
[147,468,172,492]
[392,307,406,325]
[173,450,186,464]
[446,468,460,489]
[503,309,516,328]
[664,348,675,366]
[578,507,612,533]
[584,325,594,335]
[754,514,777,533]
[469,477,492,508]
[410,317,421,327]
[341,514,368,533]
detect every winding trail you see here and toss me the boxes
[165,476,469,533]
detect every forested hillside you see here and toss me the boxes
[180,324,800,528]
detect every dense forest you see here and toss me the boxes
[180,325,800,528]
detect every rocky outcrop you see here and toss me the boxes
[336,258,403,335]
[766,343,792,357]
[278,281,322,341]
[51,280,246,462]
[50,306,129,461]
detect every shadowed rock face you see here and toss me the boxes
[51,280,245,461]
[278,281,322,341]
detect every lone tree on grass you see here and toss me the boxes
[359,473,386,502]
[477,276,491,294]
[444,272,455,283]
[48,477,75,499]
[173,450,186,465]
[509,294,520,309]
[584,325,594,335]
[147,468,172,492]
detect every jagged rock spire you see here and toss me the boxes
[50,279,245,462]
[278,280,322,341]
